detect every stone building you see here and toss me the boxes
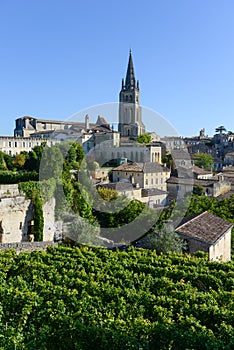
[112,162,170,192]
[14,116,92,138]
[0,184,55,243]
[175,211,232,261]
[118,50,145,137]
[0,136,60,156]
[167,169,231,202]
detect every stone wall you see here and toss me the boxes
[209,229,231,262]
[0,185,33,243]
[0,241,58,254]
[0,184,55,244]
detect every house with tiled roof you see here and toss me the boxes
[112,162,170,192]
[110,162,170,207]
[175,211,232,261]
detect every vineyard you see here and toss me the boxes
[0,245,233,349]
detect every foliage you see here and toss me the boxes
[136,133,152,144]
[24,144,46,172]
[97,187,118,202]
[194,153,214,170]
[12,153,26,170]
[215,125,227,134]
[62,141,84,170]
[193,184,204,196]
[66,216,100,246]
[93,198,145,229]
[0,246,233,349]
[0,170,38,184]
[2,152,14,170]
[149,223,187,254]
[162,153,175,170]
[39,144,64,180]
[32,192,44,241]
[0,152,7,171]
[18,181,45,241]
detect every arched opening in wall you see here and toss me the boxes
[27,220,34,242]
[127,129,130,136]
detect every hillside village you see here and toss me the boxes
[0,51,233,262]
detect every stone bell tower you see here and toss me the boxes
[118,50,145,137]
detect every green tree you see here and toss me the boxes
[136,133,152,144]
[215,125,226,134]
[39,145,64,180]
[12,153,26,170]
[3,152,14,170]
[148,222,186,253]
[0,151,7,170]
[24,144,46,172]
[162,153,175,170]
[32,192,44,241]
[97,187,118,202]
[194,153,214,170]
[64,142,84,170]
[193,185,204,196]
[67,216,100,246]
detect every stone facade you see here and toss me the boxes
[175,211,232,262]
[112,162,170,192]
[0,136,60,156]
[0,184,55,243]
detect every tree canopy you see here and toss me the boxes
[136,133,152,144]
[215,125,227,134]
[194,153,214,170]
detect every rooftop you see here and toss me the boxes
[175,211,233,244]
[113,162,170,173]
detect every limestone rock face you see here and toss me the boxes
[0,184,55,243]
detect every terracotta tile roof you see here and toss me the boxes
[192,166,212,175]
[113,162,170,173]
[175,211,233,244]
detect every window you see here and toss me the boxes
[151,178,153,185]
[8,141,11,147]
[146,179,148,185]
[15,142,17,147]
[19,222,22,229]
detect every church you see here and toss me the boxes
[3,51,161,162]
[118,50,145,137]
[13,50,145,139]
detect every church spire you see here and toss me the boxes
[124,50,136,90]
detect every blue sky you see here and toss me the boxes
[1,0,234,137]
